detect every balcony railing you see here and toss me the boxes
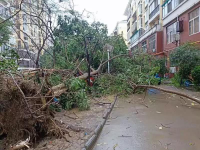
[149,5,160,20]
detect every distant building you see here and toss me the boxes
[113,20,128,44]
[124,0,164,56]
[0,0,49,69]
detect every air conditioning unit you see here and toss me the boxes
[170,67,176,73]
[176,20,183,32]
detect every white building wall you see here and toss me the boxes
[163,0,200,26]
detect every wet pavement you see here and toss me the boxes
[93,86,200,150]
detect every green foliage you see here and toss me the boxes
[0,49,19,72]
[59,78,89,110]
[171,73,182,87]
[0,22,11,45]
[91,74,132,96]
[192,66,200,85]
[40,49,54,69]
[156,58,168,76]
[170,43,200,79]
[49,73,62,86]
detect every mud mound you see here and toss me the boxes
[0,75,62,149]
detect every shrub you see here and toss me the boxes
[192,66,200,85]
[49,74,62,86]
[59,78,90,110]
[170,43,200,79]
[171,73,182,87]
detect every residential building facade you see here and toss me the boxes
[162,0,200,69]
[113,20,128,44]
[124,0,164,57]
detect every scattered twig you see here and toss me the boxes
[126,126,131,129]
[134,110,139,114]
[166,143,171,150]
[73,112,79,118]
[158,140,162,146]
[10,137,30,150]
[161,124,170,128]
[118,135,132,138]
[110,116,118,120]
[94,102,112,105]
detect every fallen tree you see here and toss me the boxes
[129,81,200,104]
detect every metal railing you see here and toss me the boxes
[149,5,160,20]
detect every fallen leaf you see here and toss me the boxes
[97,143,107,146]
[113,144,118,149]
[191,103,195,106]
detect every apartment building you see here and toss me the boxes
[162,0,200,68]
[0,0,48,69]
[0,0,16,51]
[124,0,164,57]
[113,20,128,44]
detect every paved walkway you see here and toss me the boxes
[93,89,200,150]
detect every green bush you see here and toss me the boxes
[192,66,200,85]
[0,49,19,73]
[171,73,182,87]
[59,78,90,110]
[170,43,200,79]
[49,74,62,86]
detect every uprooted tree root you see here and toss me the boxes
[0,75,65,150]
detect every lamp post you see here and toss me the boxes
[85,36,93,85]
[104,44,114,74]
[107,49,110,74]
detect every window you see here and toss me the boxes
[138,3,142,15]
[24,42,29,49]
[142,41,147,52]
[189,8,199,35]
[167,22,176,43]
[145,9,148,23]
[17,31,21,38]
[138,17,143,29]
[18,41,21,49]
[149,0,159,13]
[24,33,28,40]
[167,0,172,13]
[162,0,185,18]
[149,35,156,52]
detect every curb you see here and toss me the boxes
[82,95,118,150]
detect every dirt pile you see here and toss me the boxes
[0,74,63,149]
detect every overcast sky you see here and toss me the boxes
[55,0,129,34]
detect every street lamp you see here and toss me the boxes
[85,36,93,85]
[104,44,114,74]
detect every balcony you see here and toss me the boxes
[130,24,162,49]
[131,21,137,34]
[149,5,159,20]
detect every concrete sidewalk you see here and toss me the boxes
[93,91,200,150]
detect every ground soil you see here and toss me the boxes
[29,95,115,150]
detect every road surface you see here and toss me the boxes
[93,87,200,150]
